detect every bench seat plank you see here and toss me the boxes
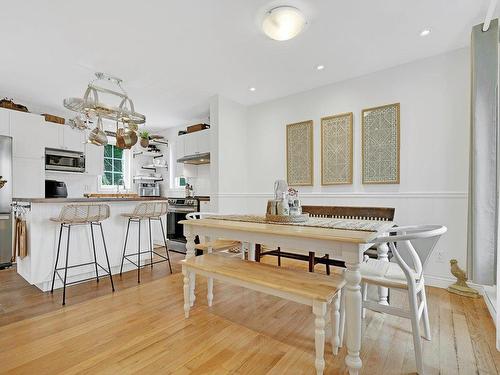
[182,254,345,303]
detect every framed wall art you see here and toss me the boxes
[361,103,400,184]
[286,120,313,186]
[321,112,353,185]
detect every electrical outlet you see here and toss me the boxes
[436,251,445,263]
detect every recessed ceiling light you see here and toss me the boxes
[316,65,325,71]
[262,6,306,41]
[420,29,431,37]
[249,87,256,92]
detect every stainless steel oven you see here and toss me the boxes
[167,198,198,253]
[45,148,85,173]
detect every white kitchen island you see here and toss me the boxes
[13,197,169,291]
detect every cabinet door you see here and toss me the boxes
[200,200,211,212]
[85,143,104,175]
[0,109,9,136]
[40,122,64,150]
[63,127,85,152]
[13,157,44,198]
[197,130,210,154]
[10,111,44,158]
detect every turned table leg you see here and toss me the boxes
[182,266,191,318]
[377,240,389,305]
[185,231,196,307]
[344,261,363,375]
[313,300,327,375]
[331,293,341,355]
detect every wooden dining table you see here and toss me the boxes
[180,217,394,375]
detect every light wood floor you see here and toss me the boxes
[0,254,498,374]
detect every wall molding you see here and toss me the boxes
[217,192,467,199]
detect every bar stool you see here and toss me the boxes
[119,202,172,283]
[50,204,115,305]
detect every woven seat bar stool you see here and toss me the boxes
[50,204,115,305]
[119,202,172,283]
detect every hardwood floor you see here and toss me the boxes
[0,253,498,374]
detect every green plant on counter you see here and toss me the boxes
[139,130,150,140]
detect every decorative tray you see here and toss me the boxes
[265,213,309,223]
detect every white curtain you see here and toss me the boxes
[467,19,499,285]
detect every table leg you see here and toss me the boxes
[331,293,341,355]
[377,241,389,305]
[185,232,196,307]
[344,261,363,375]
[248,242,256,262]
[206,236,214,306]
[182,266,191,318]
[313,300,327,375]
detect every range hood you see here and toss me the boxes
[176,152,210,165]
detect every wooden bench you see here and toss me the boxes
[181,254,346,375]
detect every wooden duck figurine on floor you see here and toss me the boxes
[447,259,480,298]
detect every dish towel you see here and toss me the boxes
[13,217,28,259]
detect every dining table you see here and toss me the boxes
[180,215,394,375]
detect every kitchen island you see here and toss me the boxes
[13,197,169,291]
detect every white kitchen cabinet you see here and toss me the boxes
[63,127,85,152]
[199,200,211,212]
[10,111,44,158]
[175,136,185,177]
[0,109,9,136]
[40,122,64,150]
[13,157,44,198]
[197,130,210,154]
[85,143,104,175]
[180,130,211,156]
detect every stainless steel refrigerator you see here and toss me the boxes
[0,136,12,268]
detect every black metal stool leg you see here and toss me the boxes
[90,223,99,283]
[98,223,115,292]
[51,224,64,293]
[159,216,173,274]
[120,218,131,276]
[137,219,141,284]
[62,225,71,306]
[148,218,153,269]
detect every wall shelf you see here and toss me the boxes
[133,151,163,159]
[133,176,164,182]
[142,164,168,171]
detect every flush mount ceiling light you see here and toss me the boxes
[249,87,256,92]
[316,65,325,70]
[420,29,431,36]
[262,6,306,41]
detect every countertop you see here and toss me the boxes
[13,197,169,204]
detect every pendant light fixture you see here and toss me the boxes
[262,6,306,41]
[63,72,146,127]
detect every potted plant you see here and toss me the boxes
[139,130,150,148]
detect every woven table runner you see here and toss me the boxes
[206,214,392,233]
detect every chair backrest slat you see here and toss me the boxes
[301,205,395,221]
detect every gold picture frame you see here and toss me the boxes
[361,103,400,184]
[286,120,313,186]
[321,112,353,185]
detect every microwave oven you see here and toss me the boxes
[45,148,85,173]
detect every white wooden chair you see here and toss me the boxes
[339,224,447,375]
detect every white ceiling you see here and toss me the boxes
[0,0,495,129]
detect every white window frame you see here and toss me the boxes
[98,138,132,191]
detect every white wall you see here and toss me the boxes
[210,95,248,212]
[218,48,470,281]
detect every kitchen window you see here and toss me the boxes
[99,144,131,190]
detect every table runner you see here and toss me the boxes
[206,214,392,233]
